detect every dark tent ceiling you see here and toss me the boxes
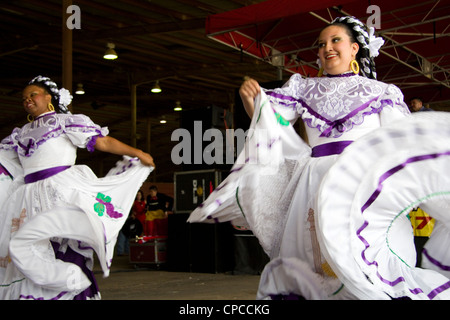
[207,0,450,105]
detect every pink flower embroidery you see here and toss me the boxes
[0,256,11,268]
[11,208,27,233]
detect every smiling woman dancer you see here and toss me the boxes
[0,75,154,299]
[188,16,450,300]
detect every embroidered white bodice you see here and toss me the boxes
[264,73,410,147]
[0,112,108,175]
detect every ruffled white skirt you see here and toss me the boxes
[0,157,152,300]
[318,111,450,299]
[189,91,450,300]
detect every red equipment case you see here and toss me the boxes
[129,236,167,267]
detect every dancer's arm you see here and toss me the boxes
[94,136,155,167]
[239,77,260,119]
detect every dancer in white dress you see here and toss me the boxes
[189,16,450,299]
[0,76,154,299]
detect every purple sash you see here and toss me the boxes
[24,166,71,184]
[311,141,353,157]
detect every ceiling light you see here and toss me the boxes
[75,83,85,95]
[174,101,182,111]
[151,81,161,93]
[103,42,118,60]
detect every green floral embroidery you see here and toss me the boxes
[94,202,105,216]
[274,112,289,126]
[93,192,122,219]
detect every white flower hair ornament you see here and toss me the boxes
[333,16,384,58]
[29,75,72,112]
[58,88,73,109]
[367,27,384,58]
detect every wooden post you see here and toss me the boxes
[62,0,73,112]
[146,119,152,154]
[131,84,137,147]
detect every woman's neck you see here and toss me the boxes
[326,71,357,78]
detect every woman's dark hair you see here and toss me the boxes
[328,16,378,79]
[136,190,145,199]
[28,76,71,113]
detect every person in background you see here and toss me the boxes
[133,190,147,228]
[117,211,143,256]
[146,185,173,215]
[145,185,173,236]
[409,97,433,112]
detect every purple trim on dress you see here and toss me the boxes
[263,74,409,139]
[422,248,450,271]
[0,163,12,178]
[207,215,220,223]
[229,166,244,174]
[24,166,71,184]
[51,241,99,300]
[319,97,378,137]
[311,141,353,157]
[86,134,102,152]
[212,182,227,193]
[265,91,383,138]
[357,150,450,297]
[427,281,450,300]
[270,293,305,300]
[19,291,69,300]
[361,152,450,213]
[0,113,108,157]
[266,91,329,123]
[18,241,99,300]
[112,157,139,175]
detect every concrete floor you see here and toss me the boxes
[95,255,261,300]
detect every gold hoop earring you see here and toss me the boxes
[48,103,55,112]
[27,114,34,122]
[350,60,360,74]
[317,68,324,77]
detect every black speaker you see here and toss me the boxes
[233,232,269,275]
[174,169,228,214]
[188,222,234,273]
[178,106,233,171]
[167,213,191,272]
[166,213,234,273]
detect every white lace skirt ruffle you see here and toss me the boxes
[0,157,151,299]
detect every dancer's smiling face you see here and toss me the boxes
[22,85,52,117]
[318,25,359,76]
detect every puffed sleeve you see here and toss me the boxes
[0,127,20,152]
[0,128,22,177]
[0,148,22,180]
[0,144,23,207]
[63,114,109,152]
[378,84,411,126]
